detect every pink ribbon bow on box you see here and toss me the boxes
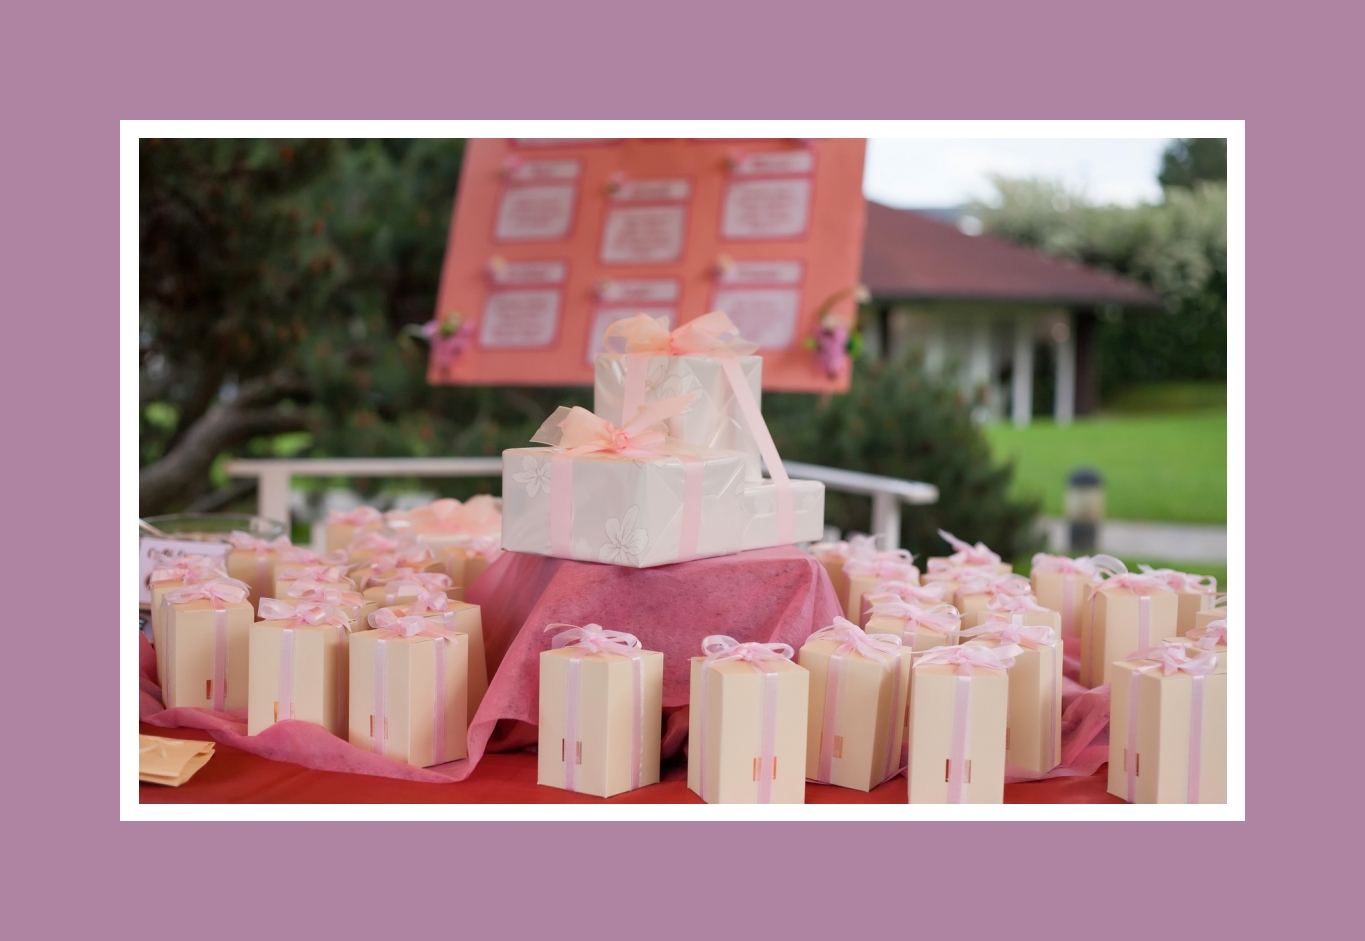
[346,531,410,556]
[865,580,947,606]
[805,617,905,785]
[531,392,710,563]
[149,553,227,585]
[276,564,354,587]
[1187,618,1227,650]
[277,546,349,567]
[461,533,503,562]
[1086,572,1170,684]
[955,572,1032,601]
[363,609,460,765]
[1030,553,1126,637]
[843,549,917,581]
[932,529,1002,568]
[352,547,438,588]
[602,310,795,544]
[163,577,251,712]
[284,578,365,614]
[544,623,649,794]
[913,642,1020,804]
[375,570,454,606]
[328,506,383,527]
[866,600,961,645]
[1121,643,1220,803]
[697,635,796,804]
[1138,565,1219,594]
[257,599,352,727]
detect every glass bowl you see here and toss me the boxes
[140,513,287,544]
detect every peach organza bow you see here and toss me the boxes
[602,310,759,357]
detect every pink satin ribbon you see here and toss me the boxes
[860,580,948,626]
[933,529,1002,568]
[698,635,795,803]
[365,610,455,765]
[1086,573,1168,686]
[376,570,453,605]
[351,547,437,588]
[149,554,226,585]
[327,506,383,527]
[843,549,917,581]
[805,618,903,785]
[1188,619,1227,650]
[276,563,354,587]
[955,572,1032,602]
[1122,644,1219,802]
[914,643,1019,803]
[605,310,794,543]
[959,617,1059,769]
[1138,565,1218,595]
[535,393,704,563]
[284,579,365,615]
[164,577,250,711]
[346,531,411,556]
[277,546,349,567]
[866,600,960,646]
[545,623,648,793]
[258,599,352,727]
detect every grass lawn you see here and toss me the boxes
[984,409,1227,524]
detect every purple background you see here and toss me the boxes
[3,0,1348,933]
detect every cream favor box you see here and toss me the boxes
[324,506,384,553]
[348,616,468,769]
[161,578,254,711]
[864,601,962,652]
[687,638,809,804]
[906,644,1015,803]
[962,623,1063,776]
[502,446,751,567]
[1081,576,1178,687]
[247,601,355,737]
[1030,554,1125,639]
[799,621,912,792]
[1108,645,1226,803]
[594,349,764,479]
[369,600,489,717]
[843,551,920,624]
[537,625,664,798]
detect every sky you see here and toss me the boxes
[862,138,1172,209]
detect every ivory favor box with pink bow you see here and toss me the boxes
[537,624,664,798]
[843,550,919,624]
[348,614,469,769]
[272,561,353,603]
[161,578,254,711]
[148,554,227,692]
[1081,575,1178,687]
[688,636,810,804]
[906,644,1015,804]
[324,506,385,554]
[799,619,912,792]
[360,570,463,607]
[1193,605,1228,637]
[1108,644,1226,803]
[961,620,1063,776]
[248,600,356,737]
[865,601,962,652]
[857,579,946,628]
[926,530,1012,576]
[227,533,291,615]
[953,573,1033,626]
[1030,553,1125,640]
[370,597,488,716]
[1140,566,1219,636]
[592,312,766,480]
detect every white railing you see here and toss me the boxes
[225,457,939,549]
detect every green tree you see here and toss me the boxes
[1159,138,1227,189]
[972,177,1226,397]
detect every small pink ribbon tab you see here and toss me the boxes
[1122,643,1219,803]
[805,618,903,785]
[327,506,383,527]
[545,623,648,793]
[366,610,458,765]
[698,635,795,803]
[843,549,917,581]
[1188,619,1227,650]
[935,530,1002,568]
[164,577,250,712]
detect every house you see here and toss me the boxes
[859,202,1162,425]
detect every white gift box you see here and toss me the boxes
[594,353,764,479]
[502,446,749,567]
[739,479,826,549]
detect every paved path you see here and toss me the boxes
[1037,517,1226,563]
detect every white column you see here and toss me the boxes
[257,466,293,528]
[968,319,992,391]
[1053,312,1076,426]
[1012,316,1034,427]
[923,320,946,375]
[871,492,901,550]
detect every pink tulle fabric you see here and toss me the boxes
[140,545,1112,786]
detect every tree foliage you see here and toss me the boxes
[1159,138,1227,189]
[971,175,1226,396]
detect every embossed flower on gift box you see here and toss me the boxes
[512,456,552,497]
[598,505,648,565]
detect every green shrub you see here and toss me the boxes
[766,356,1042,561]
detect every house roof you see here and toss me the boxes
[860,202,1162,308]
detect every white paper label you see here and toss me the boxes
[138,538,232,606]
[720,178,812,239]
[731,150,816,176]
[597,278,680,304]
[587,307,676,364]
[601,205,687,264]
[506,159,581,182]
[480,289,562,348]
[488,259,567,285]
[611,178,691,202]
[712,288,802,349]
[495,184,577,241]
[718,259,804,285]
